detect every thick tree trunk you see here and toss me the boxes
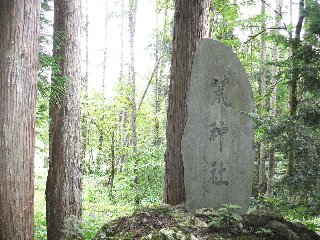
[259,0,267,195]
[164,0,210,205]
[0,1,40,239]
[85,0,89,91]
[287,0,304,178]
[82,0,89,160]
[46,0,82,239]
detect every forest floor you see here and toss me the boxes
[34,170,320,239]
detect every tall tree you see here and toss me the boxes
[46,0,82,239]
[287,0,304,178]
[267,0,283,197]
[102,0,109,90]
[258,0,267,195]
[129,0,138,153]
[119,0,128,173]
[164,0,210,205]
[0,1,40,239]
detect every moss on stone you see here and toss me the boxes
[93,204,320,240]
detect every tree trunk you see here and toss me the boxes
[102,0,109,90]
[109,132,116,194]
[82,0,89,160]
[84,0,89,91]
[164,0,210,205]
[129,0,138,153]
[119,0,125,79]
[46,0,82,239]
[0,1,40,239]
[128,0,138,204]
[287,0,304,178]
[258,0,267,195]
[118,0,127,173]
[267,0,283,197]
[153,12,161,146]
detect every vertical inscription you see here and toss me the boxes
[183,39,254,213]
[202,155,229,190]
[210,75,231,107]
[210,161,228,185]
[202,155,209,198]
[205,74,232,187]
[209,121,228,152]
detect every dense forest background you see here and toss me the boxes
[36,0,320,238]
[0,0,319,239]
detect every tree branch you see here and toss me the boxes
[137,56,163,111]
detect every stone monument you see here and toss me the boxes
[182,39,254,214]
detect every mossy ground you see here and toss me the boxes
[93,204,320,240]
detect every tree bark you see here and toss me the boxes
[267,0,283,197]
[153,12,161,146]
[102,0,109,90]
[46,0,82,239]
[118,0,127,173]
[259,0,267,195]
[0,1,40,239]
[82,0,89,160]
[128,0,139,204]
[129,0,138,153]
[164,0,210,205]
[287,0,304,178]
[109,132,115,193]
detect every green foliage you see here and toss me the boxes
[34,0,320,238]
[208,204,242,229]
[210,0,241,48]
[250,196,320,234]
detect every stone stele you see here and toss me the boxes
[182,39,254,214]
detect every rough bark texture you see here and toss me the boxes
[164,0,210,205]
[46,0,82,239]
[287,0,304,178]
[258,0,267,195]
[0,1,40,239]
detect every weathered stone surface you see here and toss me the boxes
[182,39,254,214]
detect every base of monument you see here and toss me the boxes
[93,204,320,240]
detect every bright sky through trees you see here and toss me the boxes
[84,0,161,97]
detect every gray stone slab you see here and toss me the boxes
[182,39,254,214]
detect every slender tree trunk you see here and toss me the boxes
[164,0,210,205]
[102,0,109,90]
[258,0,267,195]
[128,0,139,204]
[153,12,161,146]
[0,1,40,239]
[120,0,125,79]
[267,0,283,197]
[46,0,82,239]
[118,0,127,173]
[287,0,304,178]
[109,132,116,193]
[129,0,138,153]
